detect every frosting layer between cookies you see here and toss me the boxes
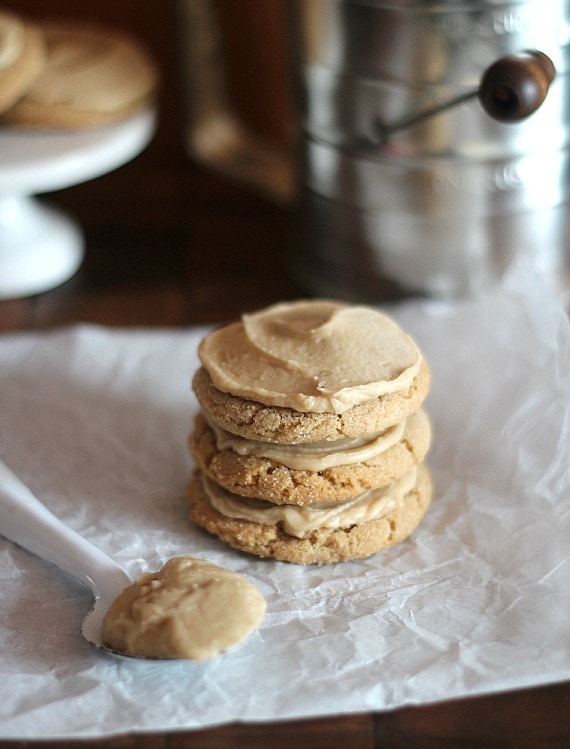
[102,556,265,659]
[199,300,421,414]
[206,413,406,470]
[200,467,418,538]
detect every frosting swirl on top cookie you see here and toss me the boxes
[199,300,422,414]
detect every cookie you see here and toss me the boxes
[193,358,431,445]
[189,408,431,505]
[188,299,433,564]
[0,10,45,114]
[188,463,433,565]
[1,21,159,128]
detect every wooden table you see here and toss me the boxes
[1,2,568,746]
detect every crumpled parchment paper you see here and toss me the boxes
[0,261,568,740]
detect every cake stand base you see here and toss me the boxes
[0,196,83,299]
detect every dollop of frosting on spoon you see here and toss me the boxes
[102,556,266,660]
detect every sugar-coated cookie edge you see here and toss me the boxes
[187,463,433,565]
[192,358,431,445]
[189,408,431,505]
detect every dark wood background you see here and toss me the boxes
[0,2,568,747]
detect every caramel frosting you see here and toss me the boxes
[199,300,421,414]
[102,556,266,660]
[0,11,24,70]
[207,414,406,471]
[201,468,418,538]
[22,23,158,112]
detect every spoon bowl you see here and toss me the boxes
[81,567,133,654]
[0,458,136,657]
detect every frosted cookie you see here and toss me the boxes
[0,10,45,113]
[195,301,428,444]
[187,299,433,564]
[188,463,433,565]
[1,21,159,128]
[190,407,431,505]
[193,300,430,446]
[193,358,430,445]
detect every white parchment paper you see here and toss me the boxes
[0,262,569,739]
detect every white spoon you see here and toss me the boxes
[0,458,134,657]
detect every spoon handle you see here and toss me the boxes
[0,458,127,596]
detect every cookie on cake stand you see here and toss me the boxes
[0,105,156,299]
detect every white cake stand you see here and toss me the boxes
[0,107,156,300]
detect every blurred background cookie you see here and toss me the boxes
[1,20,159,128]
[0,8,45,113]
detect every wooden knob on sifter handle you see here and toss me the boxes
[478,50,556,122]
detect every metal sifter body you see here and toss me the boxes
[294,0,570,299]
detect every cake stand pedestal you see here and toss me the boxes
[0,107,156,300]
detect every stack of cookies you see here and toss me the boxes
[188,299,432,565]
[0,8,158,129]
